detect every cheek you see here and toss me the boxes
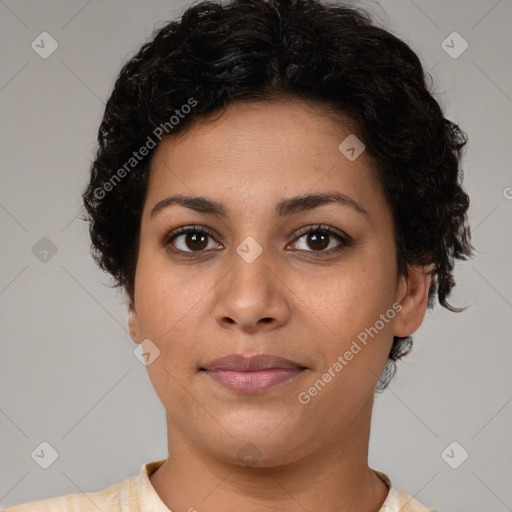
[305,257,397,385]
[133,257,207,406]
[312,261,395,336]
[133,253,238,393]
[134,240,207,331]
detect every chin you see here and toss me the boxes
[212,440,310,468]
[195,421,316,468]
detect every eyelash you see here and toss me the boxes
[162,224,352,258]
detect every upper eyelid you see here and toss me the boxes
[292,224,348,241]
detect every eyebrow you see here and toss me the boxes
[150,192,369,219]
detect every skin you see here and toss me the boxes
[128,99,431,512]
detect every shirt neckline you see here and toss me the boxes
[137,459,170,511]
[137,460,395,512]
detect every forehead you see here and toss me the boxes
[145,100,388,222]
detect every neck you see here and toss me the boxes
[150,395,389,512]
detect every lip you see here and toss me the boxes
[200,354,307,393]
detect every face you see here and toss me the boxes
[129,99,428,467]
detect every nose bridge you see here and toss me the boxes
[229,234,275,296]
[213,233,289,330]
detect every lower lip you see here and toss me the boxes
[203,368,305,393]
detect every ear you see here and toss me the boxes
[128,300,142,344]
[393,264,433,338]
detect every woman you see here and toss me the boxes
[7,0,473,510]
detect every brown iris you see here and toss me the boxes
[307,232,329,251]
[185,232,209,251]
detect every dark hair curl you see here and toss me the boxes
[82,0,474,390]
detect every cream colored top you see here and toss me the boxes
[4,459,439,511]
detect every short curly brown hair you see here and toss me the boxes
[82,0,474,390]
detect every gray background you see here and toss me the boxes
[0,0,511,510]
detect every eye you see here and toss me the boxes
[289,224,351,256]
[163,225,222,256]
[163,224,351,258]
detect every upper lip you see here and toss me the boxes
[201,354,307,372]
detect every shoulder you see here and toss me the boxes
[381,489,440,512]
[2,476,136,512]
[374,470,439,512]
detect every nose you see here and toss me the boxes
[212,246,291,334]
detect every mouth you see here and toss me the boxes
[199,354,308,394]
